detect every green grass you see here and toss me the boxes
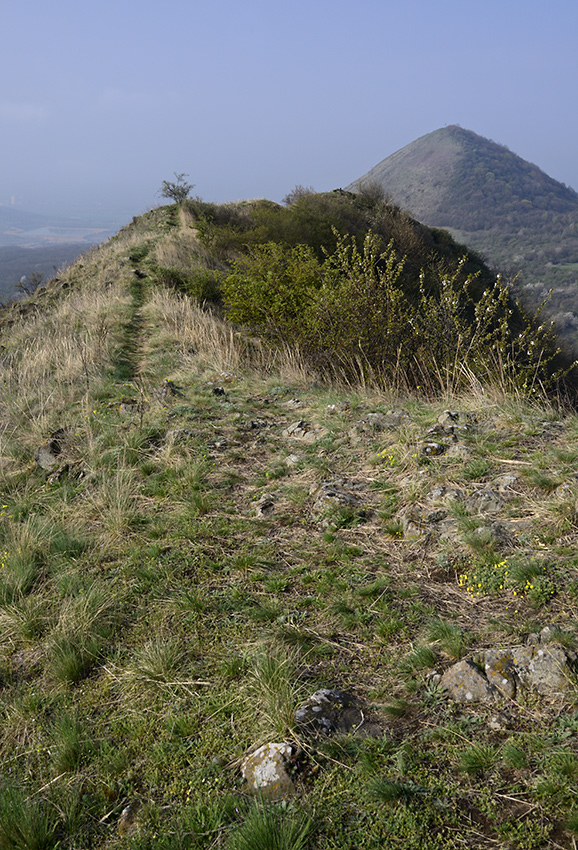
[1,206,578,849]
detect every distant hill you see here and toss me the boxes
[347,126,578,348]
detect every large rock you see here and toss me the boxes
[440,659,498,704]
[241,743,295,800]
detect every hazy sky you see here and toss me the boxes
[2,0,577,224]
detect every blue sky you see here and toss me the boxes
[1,0,577,223]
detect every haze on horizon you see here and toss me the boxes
[2,0,577,226]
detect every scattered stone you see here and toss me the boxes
[440,658,498,704]
[466,488,504,515]
[285,454,301,467]
[241,743,295,800]
[484,649,517,699]
[159,379,184,398]
[310,479,364,514]
[295,689,378,736]
[282,420,327,443]
[119,396,139,414]
[327,402,351,414]
[118,802,141,836]
[34,429,66,470]
[255,493,276,517]
[421,442,447,457]
[285,398,303,409]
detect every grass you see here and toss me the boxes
[1,205,578,848]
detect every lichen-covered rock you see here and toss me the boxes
[484,649,517,699]
[440,659,498,704]
[295,689,366,736]
[511,645,569,696]
[241,743,295,800]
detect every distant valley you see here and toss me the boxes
[0,205,118,301]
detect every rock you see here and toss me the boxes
[285,398,303,409]
[282,420,327,443]
[295,689,365,736]
[255,493,276,517]
[440,659,498,704]
[118,802,141,836]
[310,480,364,514]
[421,441,447,457]
[34,429,66,470]
[241,743,295,800]
[511,645,569,696]
[466,488,504,515]
[484,650,517,699]
[285,454,301,467]
[159,379,184,398]
[327,402,351,414]
[352,410,410,435]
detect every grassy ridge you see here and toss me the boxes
[0,208,578,849]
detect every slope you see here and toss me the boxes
[1,206,578,849]
[347,126,578,345]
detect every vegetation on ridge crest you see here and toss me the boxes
[1,199,578,848]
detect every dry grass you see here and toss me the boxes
[141,287,314,384]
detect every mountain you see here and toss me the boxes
[1,201,578,848]
[347,126,578,345]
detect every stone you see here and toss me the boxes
[294,689,366,736]
[159,379,184,398]
[327,402,351,414]
[241,743,295,800]
[255,493,276,517]
[440,659,497,704]
[492,473,519,492]
[484,649,517,699]
[118,802,141,836]
[310,480,364,514]
[511,645,569,696]
[285,454,301,467]
[421,441,447,457]
[466,488,504,515]
[34,429,66,470]
[282,420,328,443]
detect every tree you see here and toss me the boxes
[159,173,194,203]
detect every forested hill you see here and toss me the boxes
[347,126,578,344]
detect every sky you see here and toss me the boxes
[1,0,578,226]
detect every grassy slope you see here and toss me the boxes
[1,208,578,849]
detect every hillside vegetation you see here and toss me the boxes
[347,126,578,349]
[1,201,578,849]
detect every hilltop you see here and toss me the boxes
[1,200,578,849]
[347,126,578,347]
